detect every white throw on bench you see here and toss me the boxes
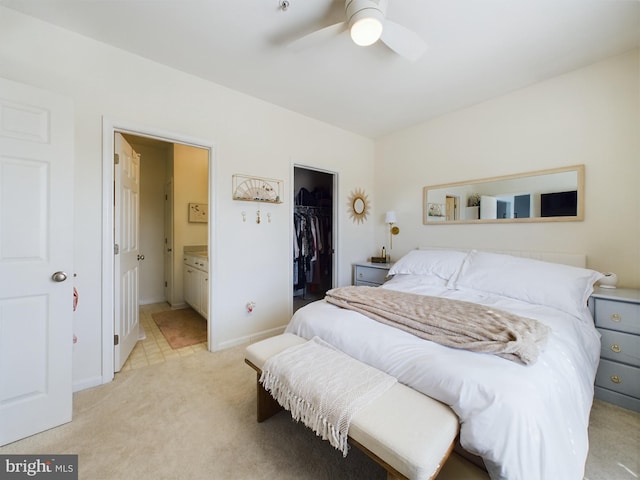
[245,333,460,480]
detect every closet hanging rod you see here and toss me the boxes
[294,205,331,210]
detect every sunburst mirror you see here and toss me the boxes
[347,188,370,224]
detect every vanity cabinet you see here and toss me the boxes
[353,262,392,287]
[183,254,208,319]
[589,287,640,412]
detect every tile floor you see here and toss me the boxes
[120,302,208,372]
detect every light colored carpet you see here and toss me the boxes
[1,344,638,480]
[152,308,207,349]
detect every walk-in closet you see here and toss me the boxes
[293,166,335,312]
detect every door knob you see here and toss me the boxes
[51,271,68,282]
[137,254,145,261]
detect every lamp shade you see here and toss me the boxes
[385,211,397,224]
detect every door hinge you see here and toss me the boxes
[114,244,119,255]
[114,334,119,346]
[164,281,167,287]
[114,153,120,165]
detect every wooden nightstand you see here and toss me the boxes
[353,262,393,287]
[589,287,640,412]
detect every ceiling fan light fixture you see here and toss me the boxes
[350,14,383,46]
[346,0,386,47]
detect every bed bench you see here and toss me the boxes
[245,333,460,480]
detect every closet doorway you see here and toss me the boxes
[293,166,336,312]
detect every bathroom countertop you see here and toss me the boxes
[184,245,208,259]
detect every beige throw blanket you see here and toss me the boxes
[325,286,550,365]
[260,336,397,456]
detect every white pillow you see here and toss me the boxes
[389,249,468,280]
[450,250,604,317]
[384,273,448,289]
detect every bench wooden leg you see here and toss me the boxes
[256,373,283,422]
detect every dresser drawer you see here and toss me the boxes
[355,280,384,287]
[594,386,640,413]
[598,329,640,367]
[594,299,640,335]
[354,265,388,286]
[595,359,640,398]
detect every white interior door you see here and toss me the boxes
[114,133,140,372]
[0,77,74,445]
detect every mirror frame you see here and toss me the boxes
[423,165,584,225]
[347,188,370,224]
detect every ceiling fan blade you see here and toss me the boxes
[288,22,348,52]
[380,20,427,61]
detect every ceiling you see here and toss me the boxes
[3,0,639,138]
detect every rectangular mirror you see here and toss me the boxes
[423,165,584,224]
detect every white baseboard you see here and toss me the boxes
[73,375,104,392]
[139,297,167,306]
[212,325,286,351]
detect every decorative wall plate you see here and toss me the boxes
[347,188,370,224]
[188,203,208,223]
[232,174,282,203]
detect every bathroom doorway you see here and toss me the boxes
[116,133,210,370]
[101,120,215,381]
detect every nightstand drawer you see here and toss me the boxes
[356,280,384,288]
[594,386,640,412]
[598,329,640,367]
[594,300,640,335]
[595,359,640,398]
[354,265,388,285]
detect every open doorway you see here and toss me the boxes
[113,133,210,370]
[101,120,215,383]
[114,133,209,371]
[445,195,460,221]
[293,166,336,312]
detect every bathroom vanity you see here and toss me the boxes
[183,250,208,319]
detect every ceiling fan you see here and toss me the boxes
[288,0,427,61]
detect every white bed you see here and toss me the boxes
[285,249,603,480]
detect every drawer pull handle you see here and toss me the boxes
[610,344,622,353]
[610,313,621,322]
[610,375,622,384]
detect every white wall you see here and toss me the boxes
[375,50,640,288]
[0,8,376,390]
[133,140,169,305]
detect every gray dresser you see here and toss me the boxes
[589,287,640,412]
[353,262,392,287]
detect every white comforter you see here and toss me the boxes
[285,275,601,480]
